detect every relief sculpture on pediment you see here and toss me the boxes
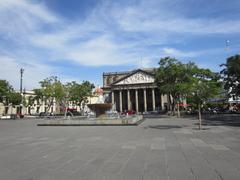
[116,72,154,85]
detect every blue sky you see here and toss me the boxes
[0,0,240,90]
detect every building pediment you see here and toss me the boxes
[114,70,154,85]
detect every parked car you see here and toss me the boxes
[121,110,136,115]
[16,113,24,118]
[65,108,81,116]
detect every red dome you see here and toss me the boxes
[95,87,103,94]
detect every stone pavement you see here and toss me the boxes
[0,116,240,180]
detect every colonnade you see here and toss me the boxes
[111,88,163,113]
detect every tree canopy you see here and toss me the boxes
[66,80,95,105]
[154,57,196,115]
[8,92,22,106]
[221,54,240,97]
[188,68,221,105]
[187,68,221,129]
[155,57,221,127]
[39,76,66,104]
[0,80,21,105]
[0,80,13,103]
[35,77,95,112]
[33,88,44,104]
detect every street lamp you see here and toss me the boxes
[226,40,230,58]
[20,68,24,95]
[20,68,24,115]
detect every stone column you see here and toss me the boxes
[119,90,123,112]
[127,89,131,110]
[152,88,156,111]
[53,97,56,113]
[42,99,45,112]
[135,89,139,113]
[111,91,114,104]
[161,94,164,110]
[144,88,147,112]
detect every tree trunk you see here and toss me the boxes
[46,98,53,113]
[64,104,68,119]
[55,102,60,114]
[172,102,176,116]
[177,102,180,118]
[46,104,51,113]
[167,94,171,112]
[198,104,202,130]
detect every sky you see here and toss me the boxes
[0,0,240,90]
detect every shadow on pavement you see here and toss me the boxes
[192,127,211,130]
[202,114,240,127]
[147,125,182,129]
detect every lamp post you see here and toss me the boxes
[226,40,230,59]
[20,68,24,115]
[197,80,202,130]
[20,68,24,95]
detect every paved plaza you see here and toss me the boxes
[0,116,240,180]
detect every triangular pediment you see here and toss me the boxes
[114,70,154,85]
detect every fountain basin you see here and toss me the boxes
[37,115,144,126]
[87,103,112,118]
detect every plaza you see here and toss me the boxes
[0,116,240,180]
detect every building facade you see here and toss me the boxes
[103,68,169,113]
[0,90,101,116]
[0,90,58,116]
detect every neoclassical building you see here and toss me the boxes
[103,68,169,113]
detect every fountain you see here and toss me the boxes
[37,87,143,126]
[87,103,112,118]
[87,87,112,118]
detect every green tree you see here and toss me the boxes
[220,54,240,97]
[155,57,194,116]
[39,76,66,113]
[24,95,35,107]
[0,80,14,104]
[33,88,44,105]
[187,68,221,129]
[8,92,22,106]
[38,76,95,115]
[66,81,95,110]
[0,80,22,106]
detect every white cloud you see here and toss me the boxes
[0,0,239,89]
[31,1,240,65]
[162,48,198,58]
[0,0,57,23]
[135,58,154,68]
[0,54,83,90]
[1,0,238,67]
[116,16,240,34]
[0,0,57,42]
[0,55,52,90]
[67,35,138,66]
[112,0,240,34]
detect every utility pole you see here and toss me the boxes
[20,68,24,94]
[20,68,24,115]
[226,40,230,58]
